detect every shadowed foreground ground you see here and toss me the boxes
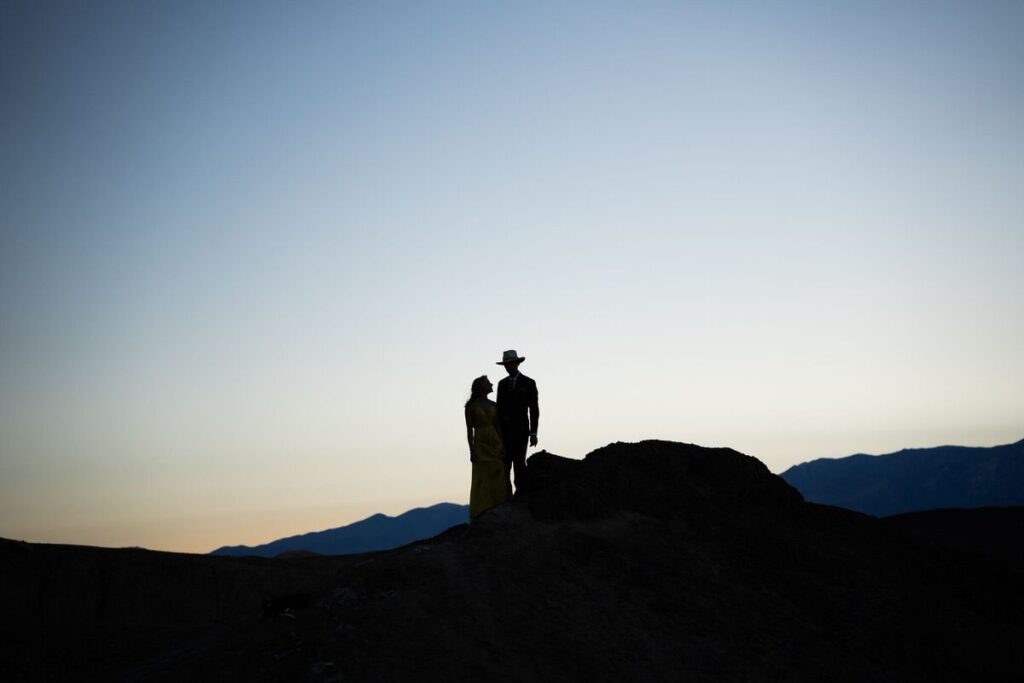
[3,441,1023,681]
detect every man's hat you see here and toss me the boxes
[497,349,526,365]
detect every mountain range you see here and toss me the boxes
[780,438,1024,516]
[210,502,469,557]
[4,439,1022,681]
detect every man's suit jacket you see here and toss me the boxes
[497,374,539,437]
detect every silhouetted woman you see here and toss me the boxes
[464,375,512,519]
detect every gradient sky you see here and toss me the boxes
[2,1,1022,553]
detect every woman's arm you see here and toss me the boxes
[465,406,475,461]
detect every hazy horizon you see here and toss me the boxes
[2,1,1022,553]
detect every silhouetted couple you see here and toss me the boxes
[464,350,540,519]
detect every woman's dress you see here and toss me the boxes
[468,401,512,519]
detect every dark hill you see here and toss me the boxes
[3,440,1022,681]
[882,506,1024,567]
[780,439,1024,516]
[210,502,468,557]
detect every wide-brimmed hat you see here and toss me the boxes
[496,349,526,365]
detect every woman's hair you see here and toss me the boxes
[465,375,490,409]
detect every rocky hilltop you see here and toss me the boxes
[3,440,1023,681]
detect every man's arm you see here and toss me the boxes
[528,379,539,447]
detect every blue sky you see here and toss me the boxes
[1,1,1022,551]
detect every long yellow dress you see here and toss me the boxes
[468,401,512,519]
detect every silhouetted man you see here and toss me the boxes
[496,349,539,493]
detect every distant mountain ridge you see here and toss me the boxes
[781,438,1024,516]
[210,502,468,557]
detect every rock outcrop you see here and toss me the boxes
[524,441,803,520]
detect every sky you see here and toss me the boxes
[1,1,1022,553]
